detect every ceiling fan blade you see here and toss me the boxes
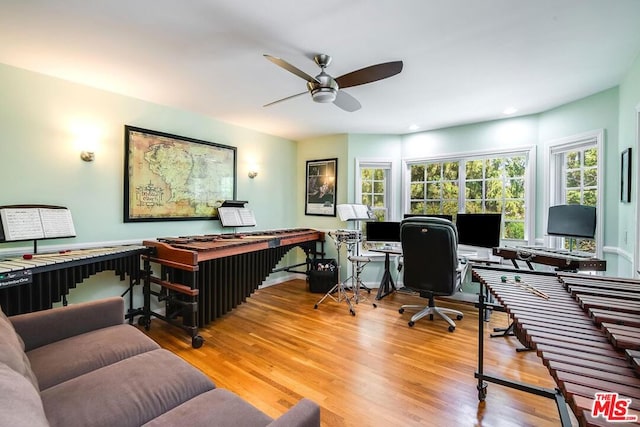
[264,54,319,83]
[335,61,403,89]
[263,91,308,108]
[333,90,361,112]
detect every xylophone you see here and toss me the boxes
[140,228,324,348]
[473,266,640,427]
[0,245,147,316]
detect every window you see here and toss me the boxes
[547,131,603,254]
[405,148,534,242]
[356,160,392,221]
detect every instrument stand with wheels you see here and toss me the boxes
[314,230,359,315]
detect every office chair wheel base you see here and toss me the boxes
[314,304,318,309]
[408,321,415,327]
[456,314,463,320]
[448,325,455,332]
[398,308,405,314]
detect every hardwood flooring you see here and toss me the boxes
[140,279,578,427]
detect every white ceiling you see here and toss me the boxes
[2,1,640,141]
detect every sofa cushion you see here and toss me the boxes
[142,388,273,427]
[0,362,49,427]
[41,348,215,427]
[28,323,160,390]
[0,306,39,389]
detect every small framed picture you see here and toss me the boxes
[621,147,632,203]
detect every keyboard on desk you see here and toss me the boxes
[513,246,596,259]
[492,246,606,271]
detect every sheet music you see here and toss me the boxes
[0,208,45,240]
[337,204,372,221]
[0,207,76,241]
[218,207,256,227]
[40,208,76,238]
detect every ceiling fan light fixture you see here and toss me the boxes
[311,87,337,103]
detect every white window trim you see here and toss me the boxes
[401,145,536,243]
[543,129,604,257]
[354,157,394,220]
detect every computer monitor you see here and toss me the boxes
[547,204,596,239]
[365,221,401,243]
[455,213,502,248]
[403,213,454,222]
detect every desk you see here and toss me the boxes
[369,248,401,300]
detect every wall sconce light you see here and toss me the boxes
[248,171,258,179]
[80,151,95,162]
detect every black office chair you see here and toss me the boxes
[398,217,464,332]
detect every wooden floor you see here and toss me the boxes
[140,279,578,427]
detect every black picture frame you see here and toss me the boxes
[305,158,337,216]
[124,125,237,222]
[621,147,632,203]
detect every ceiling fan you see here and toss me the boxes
[263,53,403,112]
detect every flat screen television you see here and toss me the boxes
[403,213,454,222]
[547,204,596,239]
[455,213,502,248]
[365,221,401,243]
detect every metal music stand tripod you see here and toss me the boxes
[313,230,358,316]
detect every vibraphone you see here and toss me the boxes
[140,228,324,348]
[473,266,640,426]
[0,245,146,316]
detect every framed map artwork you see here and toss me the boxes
[124,126,237,222]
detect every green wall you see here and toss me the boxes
[0,63,302,304]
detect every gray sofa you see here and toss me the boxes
[0,296,320,427]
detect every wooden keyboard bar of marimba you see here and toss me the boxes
[473,266,640,427]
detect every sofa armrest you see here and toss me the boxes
[266,398,321,427]
[9,297,126,351]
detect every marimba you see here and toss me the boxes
[473,266,640,427]
[0,245,146,316]
[140,228,324,348]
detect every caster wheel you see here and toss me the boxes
[448,325,456,332]
[350,309,356,316]
[477,383,488,401]
[372,303,377,308]
[314,304,318,309]
[192,335,204,349]
[408,321,415,327]
[137,316,150,329]
[367,289,371,294]
[398,308,405,314]
[457,314,463,320]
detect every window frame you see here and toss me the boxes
[355,158,394,221]
[544,129,604,257]
[402,146,536,244]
